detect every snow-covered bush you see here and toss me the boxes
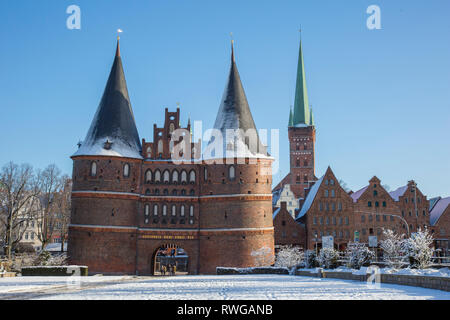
[317,248,339,269]
[275,246,304,269]
[345,243,375,269]
[304,250,318,268]
[380,229,405,269]
[401,228,434,269]
[32,251,67,266]
[250,246,274,267]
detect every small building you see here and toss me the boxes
[273,185,299,219]
[273,202,306,251]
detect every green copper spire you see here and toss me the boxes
[288,106,294,127]
[292,38,311,126]
[310,107,314,126]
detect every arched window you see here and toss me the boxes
[190,189,195,196]
[172,205,176,216]
[180,205,185,217]
[181,170,187,183]
[189,170,196,183]
[162,204,167,216]
[153,204,159,216]
[181,189,186,196]
[163,189,168,195]
[163,170,170,183]
[331,189,335,198]
[145,204,150,216]
[123,164,130,178]
[145,170,152,183]
[172,170,179,184]
[158,140,163,155]
[146,146,152,158]
[296,159,300,167]
[172,189,178,196]
[229,166,235,180]
[90,162,97,177]
[304,160,308,167]
[304,143,307,150]
[154,170,161,183]
[324,190,329,197]
[145,189,151,195]
[204,167,208,181]
[169,123,175,134]
[189,205,194,217]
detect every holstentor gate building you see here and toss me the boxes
[67,39,274,275]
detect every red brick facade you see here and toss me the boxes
[273,202,306,249]
[288,126,317,201]
[68,109,274,275]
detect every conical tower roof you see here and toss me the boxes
[208,41,268,159]
[292,38,312,127]
[73,40,142,159]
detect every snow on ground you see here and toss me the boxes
[0,275,132,295]
[328,267,450,277]
[0,275,447,300]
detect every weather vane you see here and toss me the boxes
[117,28,123,40]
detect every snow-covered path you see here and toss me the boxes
[1,275,448,300]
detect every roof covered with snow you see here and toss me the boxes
[272,207,281,220]
[389,185,408,201]
[350,186,368,203]
[205,42,269,160]
[72,41,142,159]
[430,196,450,226]
[296,175,324,220]
[429,197,442,212]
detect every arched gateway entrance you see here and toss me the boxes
[152,244,189,276]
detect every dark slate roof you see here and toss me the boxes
[73,41,142,159]
[207,42,269,159]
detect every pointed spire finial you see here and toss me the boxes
[116,29,123,57]
[230,32,235,62]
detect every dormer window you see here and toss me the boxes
[123,164,130,178]
[90,162,97,177]
[104,140,112,150]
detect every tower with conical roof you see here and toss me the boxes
[207,40,268,159]
[198,40,275,273]
[68,39,143,274]
[288,36,317,201]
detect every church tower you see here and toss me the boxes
[288,38,317,201]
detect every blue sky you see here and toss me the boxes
[0,0,449,197]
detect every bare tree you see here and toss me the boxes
[52,176,72,252]
[34,164,64,251]
[0,162,40,258]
